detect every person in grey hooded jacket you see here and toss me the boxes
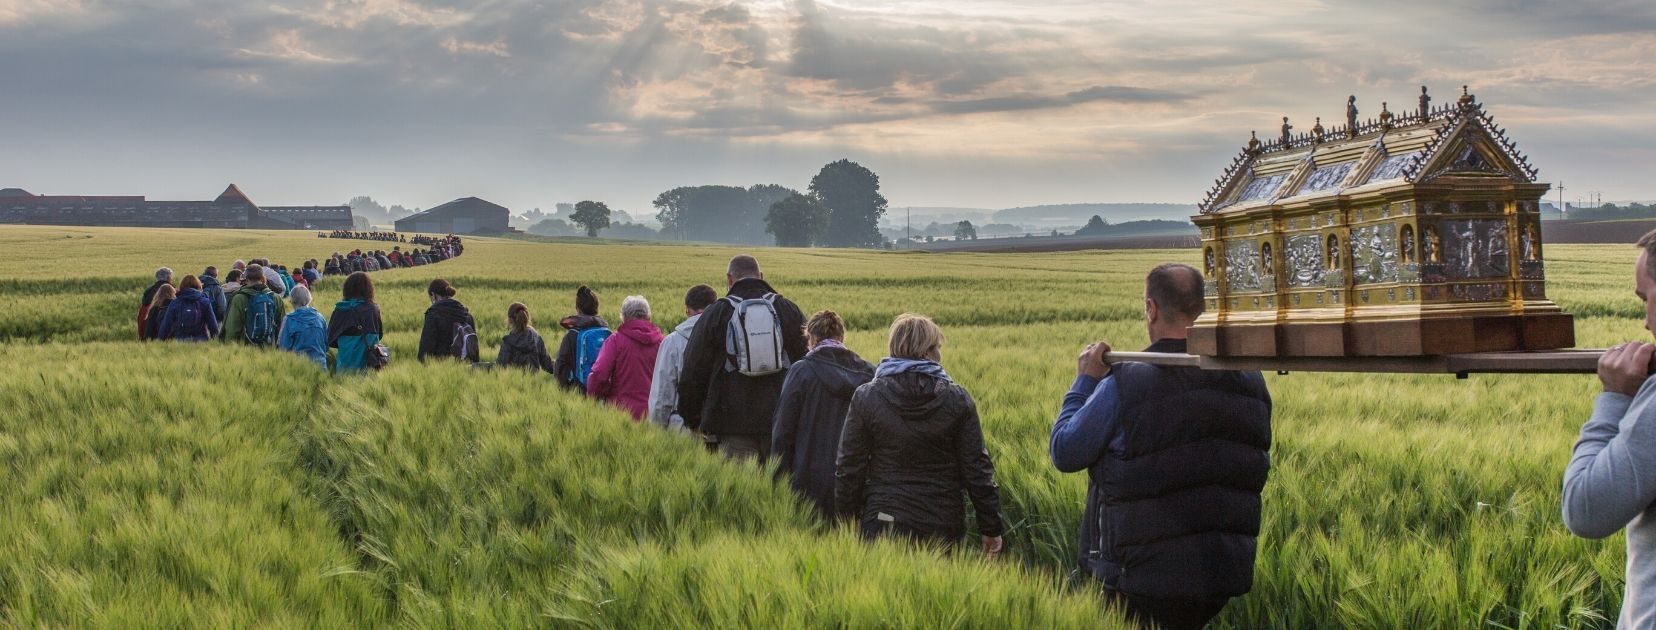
[497,302,555,375]
[648,284,718,432]
[773,310,874,518]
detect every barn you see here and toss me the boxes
[394,197,510,235]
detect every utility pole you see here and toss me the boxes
[906,207,911,242]
[1557,181,1566,220]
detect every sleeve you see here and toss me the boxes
[676,304,723,430]
[555,330,577,385]
[770,365,808,478]
[587,337,618,400]
[956,395,1005,538]
[1050,375,1120,473]
[156,303,177,340]
[222,295,244,343]
[781,299,809,363]
[277,317,296,351]
[206,303,220,339]
[1562,390,1656,538]
[536,337,556,375]
[274,295,288,339]
[834,390,872,521]
[372,306,383,338]
[212,289,227,321]
[647,338,679,427]
[495,338,511,366]
[417,312,440,362]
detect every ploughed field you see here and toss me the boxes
[0,225,1639,627]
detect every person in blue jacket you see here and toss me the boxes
[158,274,220,341]
[328,272,384,373]
[278,285,328,369]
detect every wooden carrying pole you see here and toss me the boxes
[1103,350,1603,377]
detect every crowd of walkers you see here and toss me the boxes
[324,230,405,242]
[133,246,1273,630]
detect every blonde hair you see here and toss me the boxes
[888,313,943,362]
[151,284,177,309]
[806,310,846,345]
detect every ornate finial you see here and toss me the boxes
[1280,116,1292,144]
[1459,85,1474,106]
[1247,130,1261,154]
[1312,117,1324,143]
[1418,85,1431,116]
[1379,102,1393,130]
[1346,95,1359,133]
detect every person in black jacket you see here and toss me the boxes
[498,302,555,375]
[1050,263,1271,630]
[417,278,478,362]
[677,255,808,461]
[773,310,874,519]
[554,286,610,390]
[835,313,1004,556]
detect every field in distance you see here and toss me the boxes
[0,224,1640,627]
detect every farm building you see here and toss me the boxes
[0,184,353,230]
[394,197,510,235]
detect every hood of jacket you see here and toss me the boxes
[234,283,271,298]
[176,287,207,301]
[502,327,544,352]
[560,314,608,330]
[804,346,876,399]
[615,319,664,346]
[199,275,220,289]
[869,372,957,421]
[334,298,368,313]
[673,313,702,337]
[287,306,326,327]
[426,297,470,321]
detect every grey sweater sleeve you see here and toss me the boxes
[1562,387,1656,539]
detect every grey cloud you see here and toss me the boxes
[931,85,1193,115]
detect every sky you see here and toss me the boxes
[2,0,1653,218]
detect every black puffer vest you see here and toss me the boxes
[1082,338,1272,601]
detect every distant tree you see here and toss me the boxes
[765,193,831,247]
[652,184,799,244]
[954,221,978,241]
[387,204,417,220]
[1075,215,1111,237]
[810,159,887,248]
[528,218,579,237]
[606,222,662,241]
[352,215,371,230]
[571,200,612,237]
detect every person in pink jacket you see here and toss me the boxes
[587,295,665,420]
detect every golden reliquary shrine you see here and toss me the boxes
[1188,86,1574,357]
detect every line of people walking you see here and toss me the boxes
[134,249,1272,630]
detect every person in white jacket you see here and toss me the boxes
[648,284,719,433]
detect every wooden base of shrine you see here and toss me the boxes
[1187,312,1574,358]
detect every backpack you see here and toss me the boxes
[243,291,279,345]
[450,321,478,362]
[724,293,790,376]
[572,327,612,387]
[172,298,206,339]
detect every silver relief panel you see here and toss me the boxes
[1440,219,1511,279]
[1350,225,1399,285]
[1225,239,1263,292]
[1285,234,1325,288]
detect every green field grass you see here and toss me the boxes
[0,224,1643,627]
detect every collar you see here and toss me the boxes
[1143,338,1188,354]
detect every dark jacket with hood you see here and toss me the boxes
[555,314,609,390]
[772,345,875,518]
[158,287,220,341]
[834,372,1004,541]
[676,277,808,437]
[328,299,383,372]
[1058,338,1272,602]
[143,297,174,341]
[200,274,227,322]
[418,298,477,362]
[497,327,555,375]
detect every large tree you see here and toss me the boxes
[571,200,612,237]
[810,159,887,248]
[765,193,830,247]
[954,220,977,241]
[652,184,800,244]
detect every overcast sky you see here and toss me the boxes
[2,0,1652,216]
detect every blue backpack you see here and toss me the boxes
[244,291,279,345]
[572,327,612,387]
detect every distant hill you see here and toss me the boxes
[993,203,1197,226]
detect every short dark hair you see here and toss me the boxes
[343,271,375,303]
[684,284,718,311]
[1638,229,1656,281]
[203,266,217,277]
[1146,263,1204,322]
[727,255,760,280]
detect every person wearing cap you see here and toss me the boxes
[278,285,328,369]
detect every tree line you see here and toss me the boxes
[531,159,889,249]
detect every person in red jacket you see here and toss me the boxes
[587,295,665,420]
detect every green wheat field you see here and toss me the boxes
[0,225,1642,628]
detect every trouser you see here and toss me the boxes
[1103,589,1227,630]
[707,433,769,462]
